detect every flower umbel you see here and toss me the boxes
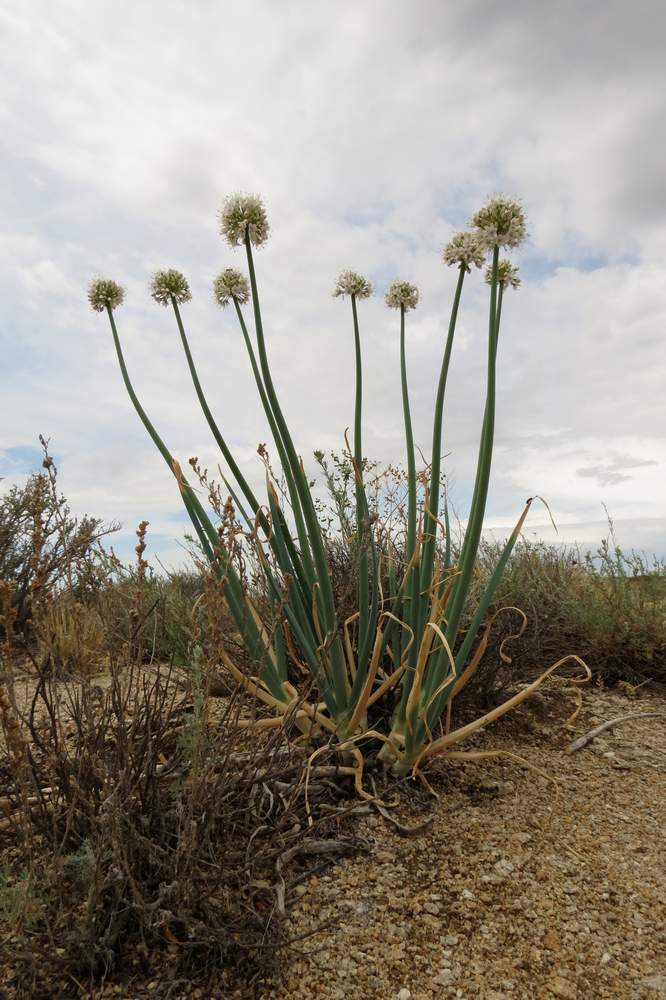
[385,280,419,311]
[88,279,125,312]
[443,231,486,271]
[485,259,521,289]
[213,268,251,307]
[219,193,270,248]
[333,270,373,299]
[150,269,192,306]
[472,195,527,250]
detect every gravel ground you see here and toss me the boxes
[269,686,666,1000]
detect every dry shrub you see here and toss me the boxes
[35,597,107,678]
[0,661,319,999]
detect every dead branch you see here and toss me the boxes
[565,712,665,754]
[274,837,367,914]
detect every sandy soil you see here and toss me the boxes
[269,686,666,1000]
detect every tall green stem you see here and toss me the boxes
[442,246,500,647]
[170,297,264,522]
[106,306,285,698]
[399,304,419,667]
[351,293,371,669]
[418,264,466,627]
[243,234,350,711]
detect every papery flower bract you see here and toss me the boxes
[333,270,373,299]
[219,193,270,248]
[485,259,521,289]
[471,195,527,250]
[150,269,192,306]
[213,268,251,307]
[443,231,486,271]
[88,278,125,312]
[385,280,419,311]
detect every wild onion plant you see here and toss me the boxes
[90,193,586,780]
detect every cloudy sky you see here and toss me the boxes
[1,0,665,567]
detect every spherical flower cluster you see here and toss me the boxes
[88,278,125,312]
[485,259,521,289]
[213,268,250,307]
[333,270,373,299]
[385,280,419,311]
[442,231,486,271]
[150,269,192,306]
[219,193,270,248]
[471,195,527,250]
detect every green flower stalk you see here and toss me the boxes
[242,229,351,721]
[417,231,485,634]
[333,270,375,674]
[385,280,420,681]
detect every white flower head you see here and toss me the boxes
[88,278,125,312]
[471,194,527,250]
[485,259,521,290]
[219,193,270,248]
[333,270,373,299]
[443,231,487,271]
[385,280,419,311]
[150,269,192,306]
[213,268,250,307]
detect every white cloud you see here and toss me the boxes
[1,0,665,564]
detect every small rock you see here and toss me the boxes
[424,901,441,915]
[460,889,474,901]
[397,989,412,1000]
[444,933,459,946]
[548,976,577,999]
[434,970,454,986]
[494,859,515,878]
[600,952,612,965]
[354,900,370,916]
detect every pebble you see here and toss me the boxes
[548,976,577,999]
[494,859,515,878]
[397,989,412,1000]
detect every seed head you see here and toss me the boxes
[333,270,373,299]
[471,194,527,250]
[219,193,270,248]
[150,269,192,306]
[485,259,521,290]
[385,280,419,311]
[88,278,125,312]
[443,231,486,271]
[213,268,250,307]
